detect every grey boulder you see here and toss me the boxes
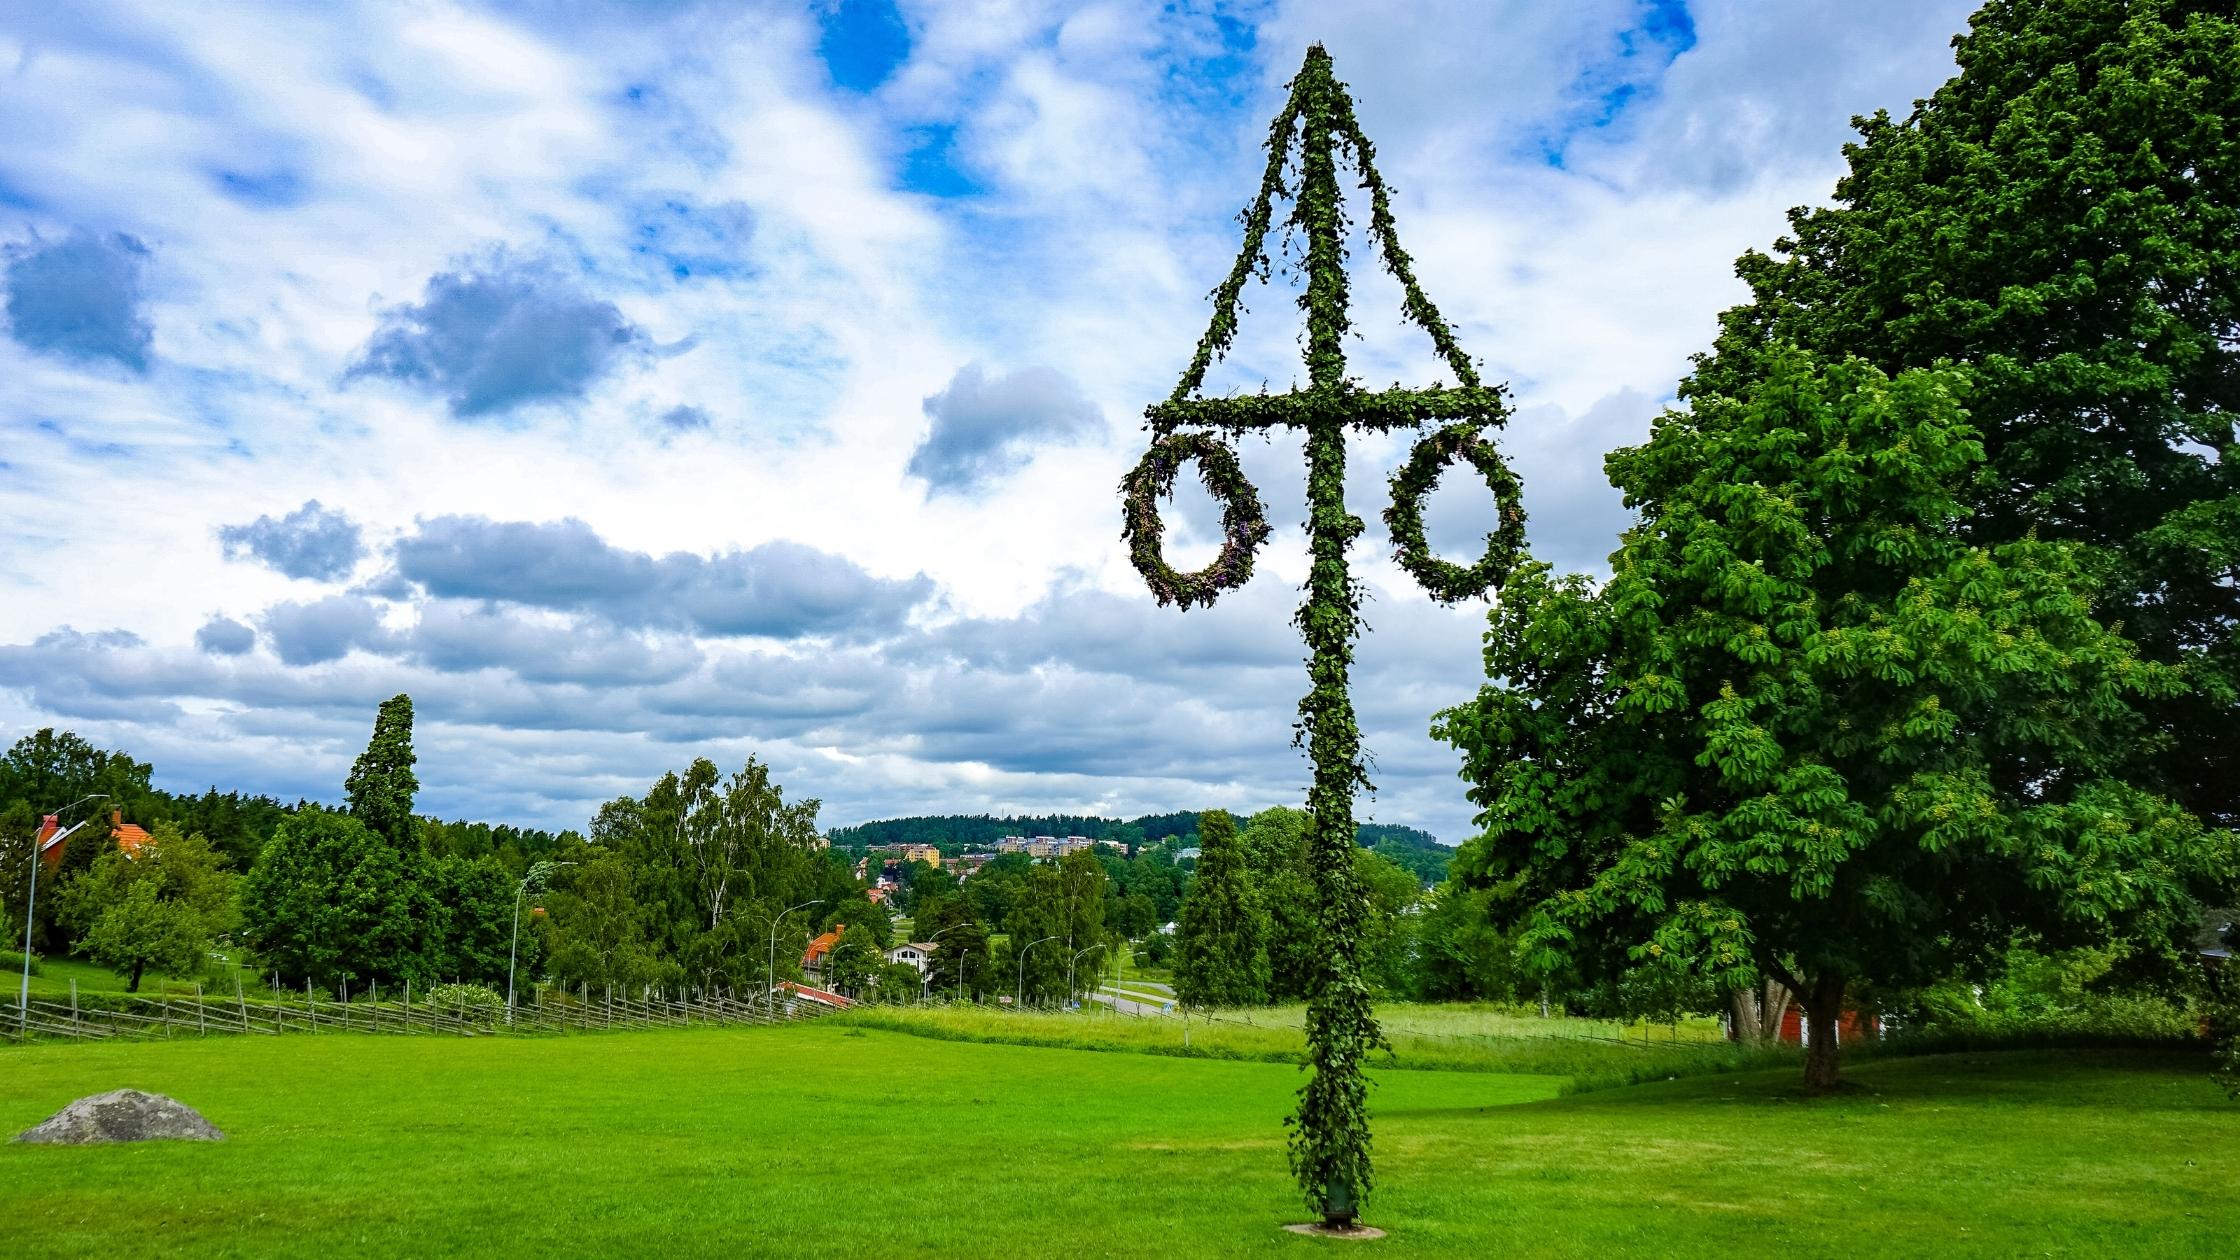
[15,1089,224,1144]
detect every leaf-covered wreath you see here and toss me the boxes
[1120,432,1271,609]
[1383,421,1527,603]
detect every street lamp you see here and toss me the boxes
[921,923,961,1002]
[767,899,824,1014]
[1068,943,1104,1010]
[18,795,105,1030]
[956,946,975,1004]
[507,860,573,1024]
[1015,934,1060,1009]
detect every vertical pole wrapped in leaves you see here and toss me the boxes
[1117,44,1526,1224]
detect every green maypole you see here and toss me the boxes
[1118,45,1526,1226]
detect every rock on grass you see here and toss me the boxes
[15,1089,224,1144]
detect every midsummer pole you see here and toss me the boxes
[1118,45,1524,1227]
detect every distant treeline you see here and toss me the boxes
[0,727,572,884]
[827,811,1454,885]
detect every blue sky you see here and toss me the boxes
[0,0,1976,838]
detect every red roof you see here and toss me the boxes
[775,980,854,1010]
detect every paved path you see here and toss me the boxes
[1087,987,1175,1018]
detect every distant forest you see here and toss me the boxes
[827,812,1455,886]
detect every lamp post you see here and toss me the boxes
[1015,934,1059,1009]
[507,860,573,1025]
[957,946,974,1004]
[766,899,824,1014]
[921,923,960,1003]
[1068,943,1104,1010]
[18,795,105,1030]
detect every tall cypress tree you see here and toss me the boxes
[1174,809,1271,1008]
[344,693,419,850]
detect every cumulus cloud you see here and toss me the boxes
[194,616,256,656]
[399,603,702,687]
[907,363,1103,493]
[260,596,390,666]
[387,515,933,640]
[348,252,648,417]
[218,500,367,582]
[2,231,154,371]
[0,1,1990,839]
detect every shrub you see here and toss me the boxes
[0,950,39,977]
[426,982,505,1027]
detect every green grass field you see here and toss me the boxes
[835,1001,1774,1089]
[3,1023,2233,1258]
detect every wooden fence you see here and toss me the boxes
[3,982,830,1044]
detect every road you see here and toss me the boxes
[1086,981,1176,1018]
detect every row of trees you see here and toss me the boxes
[1172,808,1421,1008]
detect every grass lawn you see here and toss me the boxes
[833,1002,1774,1088]
[14,954,277,1002]
[3,1025,2234,1257]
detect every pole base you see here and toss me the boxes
[1282,1223,1386,1240]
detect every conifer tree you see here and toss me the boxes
[1174,809,1271,1008]
[344,694,419,850]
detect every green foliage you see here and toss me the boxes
[1120,431,1271,607]
[1174,810,1270,1007]
[825,928,888,998]
[425,981,505,1027]
[913,894,994,1000]
[565,754,843,995]
[1239,807,1315,1000]
[58,823,232,993]
[538,855,671,992]
[422,855,523,986]
[1384,422,1526,602]
[1910,945,2198,1041]
[344,694,419,849]
[1407,883,1525,1002]
[1437,346,2228,1090]
[1687,0,2240,829]
[239,808,427,991]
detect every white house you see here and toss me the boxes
[887,942,939,975]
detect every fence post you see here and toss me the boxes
[405,978,412,1034]
[237,974,248,1032]
[307,977,316,1032]
[70,979,79,1036]
[196,984,207,1036]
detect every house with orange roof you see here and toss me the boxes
[802,924,844,975]
[37,810,154,871]
[109,810,154,858]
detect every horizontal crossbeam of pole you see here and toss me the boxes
[1144,383,1507,434]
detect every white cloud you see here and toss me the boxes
[0,1,1981,840]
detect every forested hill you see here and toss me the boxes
[827,812,1454,885]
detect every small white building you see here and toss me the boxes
[887,942,939,975]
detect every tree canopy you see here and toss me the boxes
[344,694,419,850]
[1437,348,2228,1089]
[1688,0,2240,828]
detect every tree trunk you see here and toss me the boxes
[1757,979,1792,1043]
[1727,978,1794,1045]
[127,960,145,993]
[1801,972,1845,1093]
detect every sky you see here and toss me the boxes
[0,0,1980,841]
